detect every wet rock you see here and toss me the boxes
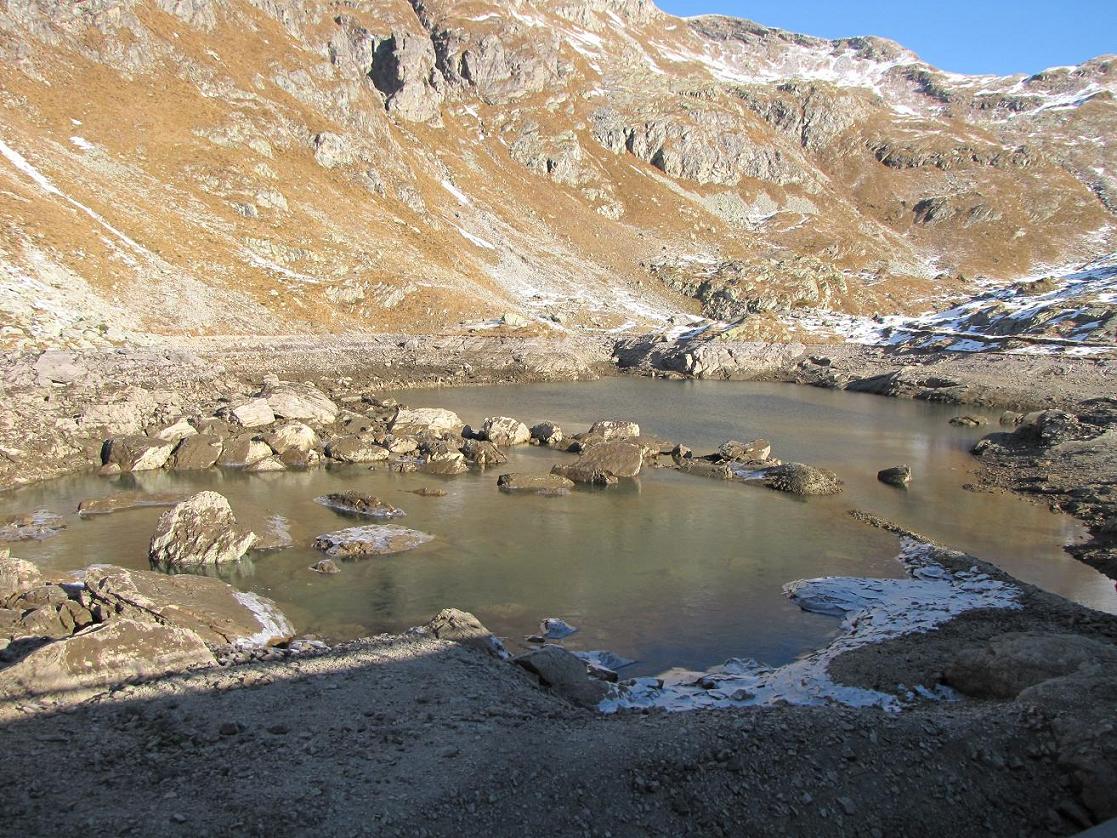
[552,441,642,484]
[77,492,187,516]
[170,434,223,470]
[259,381,337,425]
[408,487,447,497]
[425,608,508,658]
[513,645,608,708]
[228,398,275,429]
[762,463,843,496]
[539,617,577,639]
[315,492,405,518]
[390,407,462,436]
[423,444,469,475]
[83,564,294,647]
[946,632,1117,699]
[148,492,258,568]
[0,511,66,542]
[0,619,215,699]
[950,415,986,427]
[325,435,390,463]
[877,465,912,488]
[0,552,42,598]
[461,439,508,466]
[588,419,640,441]
[264,422,319,454]
[530,422,564,446]
[481,416,530,446]
[102,435,175,472]
[217,436,273,469]
[497,473,575,494]
[717,439,772,462]
[309,559,341,575]
[313,525,434,558]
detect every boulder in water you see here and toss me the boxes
[877,465,912,488]
[148,492,257,568]
[315,492,405,518]
[762,463,843,496]
[313,525,434,558]
[481,416,530,446]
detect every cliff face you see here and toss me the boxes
[0,0,1113,348]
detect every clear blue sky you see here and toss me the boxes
[656,1,1116,76]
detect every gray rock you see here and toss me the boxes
[310,559,342,575]
[325,435,390,463]
[423,444,469,475]
[371,30,444,123]
[390,407,462,435]
[530,421,564,446]
[259,381,337,425]
[154,418,197,443]
[949,415,986,427]
[762,463,843,496]
[481,416,531,446]
[148,492,258,568]
[717,439,772,462]
[313,525,434,558]
[588,419,641,441]
[102,435,176,472]
[513,645,608,708]
[244,455,286,473]
[314,492,405,518]
[552,441,642,484]
[264,422,319,454]
[497,473,575,494]
[170,434,223,470]
[216,435,273,469]
[877,465,912,488]
[229,398,275,429]
[946,632,1117,699]
[461,439,508,466]
[425,608,508,659]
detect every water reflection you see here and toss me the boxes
[2,379,1111,677]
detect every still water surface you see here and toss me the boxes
[4,380,1111,676]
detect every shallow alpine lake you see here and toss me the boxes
[5,379,1114,677]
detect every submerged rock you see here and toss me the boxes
[497,473,575,494]
[83,565,294,647]
[408,487,447,497]
[77,492,188,516]
[0,511,65,542]
[0,619,215,699]
[309,559,342,575]
[877,465,912,488]
[762,463,843,496]
[949,415,986,427]
[513,645,608,708]
[539,617,577,640]
[148,492,258,568]
[315,492,405,518]
[313,525,434,558]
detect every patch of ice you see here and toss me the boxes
[456,227,497,250]
[232,591,296,649]
[440,179,470,206]
[600,540,1020,714]
[69,136,95,151]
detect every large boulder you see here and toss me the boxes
[228,398,275,429]
[482,416,531,446]
[945,633,1117,699]
[82,565,294,647]
[461,439,508,466]
[762,463,843,496]
[260,381,337,425]
[148,492,257,568]
[314,492,405,518]
[325,435,390,463]
[101,435,175,472]
[313,525,434,558]
[170,434,223,470]
[588,419,640,441]
[513,645,608,708]
[552,441,642,484]
[497,473,575,494]
[0,619,214,701]
[0,551,42,599]
[424,608,508,658]
[390,407,462,435]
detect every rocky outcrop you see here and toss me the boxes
[371,30,445,123]
[148,492,258,568]
[259,380,337,425]
[82,565,294,647]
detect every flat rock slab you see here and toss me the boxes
[77,492,189,516]
[83,565,294,647]
[315,493,405,518]
[0,618,214,702]
[497,473,575,494]
[313,525,434,558]
[0,511,65,542]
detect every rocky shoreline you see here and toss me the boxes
[3,334,1117,834]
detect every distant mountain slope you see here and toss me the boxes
[0,0,1112,348]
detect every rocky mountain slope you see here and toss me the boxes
[0,0,1113,349]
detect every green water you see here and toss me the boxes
[3,379,1108,676]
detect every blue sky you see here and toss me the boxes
[655,1,1116,76]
